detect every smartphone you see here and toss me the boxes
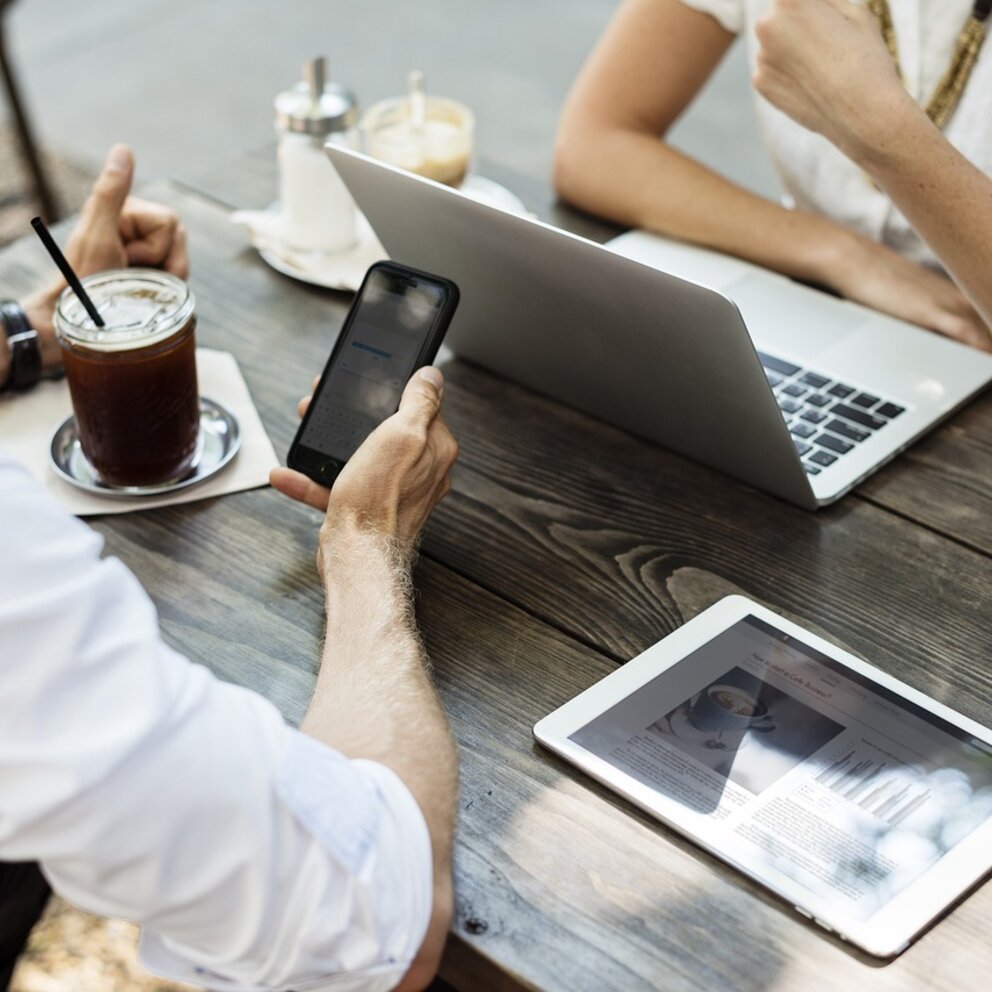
[287,261,460,486]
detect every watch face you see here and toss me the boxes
[1,301,42,390]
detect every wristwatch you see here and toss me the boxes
[0,300,42,392]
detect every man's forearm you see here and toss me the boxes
[302,525,457,991]
[301,527,458,860]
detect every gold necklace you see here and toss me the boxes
[866,0,991,128]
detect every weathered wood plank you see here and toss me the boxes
[426,358,992,722]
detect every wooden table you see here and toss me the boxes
[3,146,990,992]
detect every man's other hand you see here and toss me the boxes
[22,144,189,370]
[66,144,188,279]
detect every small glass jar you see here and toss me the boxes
[361,95,474,188]
[55,269,199,487]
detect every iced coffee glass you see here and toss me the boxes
[361,96,474,187]
[55,270,199,487]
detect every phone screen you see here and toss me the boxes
[298,268,446,462]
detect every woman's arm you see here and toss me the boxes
[555,0,991,349]
[754,0,992,350]
[555,0,844,283]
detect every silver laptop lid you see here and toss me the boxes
[326,145,816,509]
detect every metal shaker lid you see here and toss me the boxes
[275,56,358,135]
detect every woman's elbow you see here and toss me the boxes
[553,121,595,207]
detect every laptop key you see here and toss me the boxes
[828,383,855,399]
[876,402,905,419]
[800,372,830,389]
[782,382,807,397]
[758,352,802,377]
[831,403,886,430]
[806,393,831,408]
[852,392,880,409]
[793,440,813,457]
[779,398,803,414]
[765,371,783,388]
[791,422,816,439]
[826,418,869,443]
[816,433,855,455]
[800,409,828,424]
[804,464,822,475]
[809,449,837,467]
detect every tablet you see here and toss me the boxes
[534,595,992,957]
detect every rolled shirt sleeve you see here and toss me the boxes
[676,0,744,35]
[140,742,433,992]
[0,452,432,991]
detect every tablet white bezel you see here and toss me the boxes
[533,595,992,957]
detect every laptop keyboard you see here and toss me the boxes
[758,352,906,476]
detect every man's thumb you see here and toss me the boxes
[398,366,444,423]
[83,144,134,226]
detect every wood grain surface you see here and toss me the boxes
[2,174,990,992]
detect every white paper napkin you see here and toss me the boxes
[0,348,279,516]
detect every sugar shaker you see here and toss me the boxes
[275,57,359,252]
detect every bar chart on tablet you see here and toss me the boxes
[817,751,931,828]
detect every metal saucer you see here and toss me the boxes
[49,396,241,498]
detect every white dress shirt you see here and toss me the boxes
[0,449,432,992]
[678,0,992,269]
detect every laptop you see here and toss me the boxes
[325,145,992,510]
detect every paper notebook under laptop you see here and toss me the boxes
[325,146,992,510]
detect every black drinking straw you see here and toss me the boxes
[30,216,105,327]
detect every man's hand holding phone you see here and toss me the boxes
[271,366,458,563]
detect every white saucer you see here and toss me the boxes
[254,213,388,292]
[233,175,531,292]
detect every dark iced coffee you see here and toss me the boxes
[55,270,199,487]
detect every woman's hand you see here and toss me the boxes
[821,230,992,353]
[816,227,992,351]
[753,0,916,160]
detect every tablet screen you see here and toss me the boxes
[570,615,992,921]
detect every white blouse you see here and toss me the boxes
[678,0,992,269]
